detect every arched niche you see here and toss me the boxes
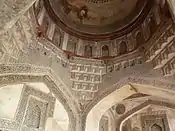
[119,103,172,131]
[85,83,175,131]
[148,15,157,36]
[84,45,92,57]
[0,84,23,119]
[0,64,78,131]
[53,27,62,47]
[119,41,127,55]
[151,124,162,131]
[102,45,109,57]
[67,41,77,53]
[42,15,50,33]
[135,31,145,47]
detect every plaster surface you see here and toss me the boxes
[0,84,23,119]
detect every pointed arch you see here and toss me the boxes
[67,41,77,53]
[151,124,162,131]
[53,27,62,47]
[85,77,175,131]
[148,16,157,36]
[118,99,173,131]
[84,45,92,57]
[136,31,145,47]
[102,45,109,57]
[42,15,50,33]
[0,64,79,131]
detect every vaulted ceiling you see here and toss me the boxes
[44,0,153,40]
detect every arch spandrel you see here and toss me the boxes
[0,64,80,131]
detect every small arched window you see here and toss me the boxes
[149,16,157,35]
[84,45,92,57]
[102,45,109,57]
[136,32,145,47]
[53,28,61,47]
[42,16,49,33]
[151,124,162,131]
[67,41,77,53]
[119,41,127,55]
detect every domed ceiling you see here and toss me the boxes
[44,0,153,40]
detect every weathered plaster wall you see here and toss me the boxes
[0,0,37,34]
[0,84,23,119]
